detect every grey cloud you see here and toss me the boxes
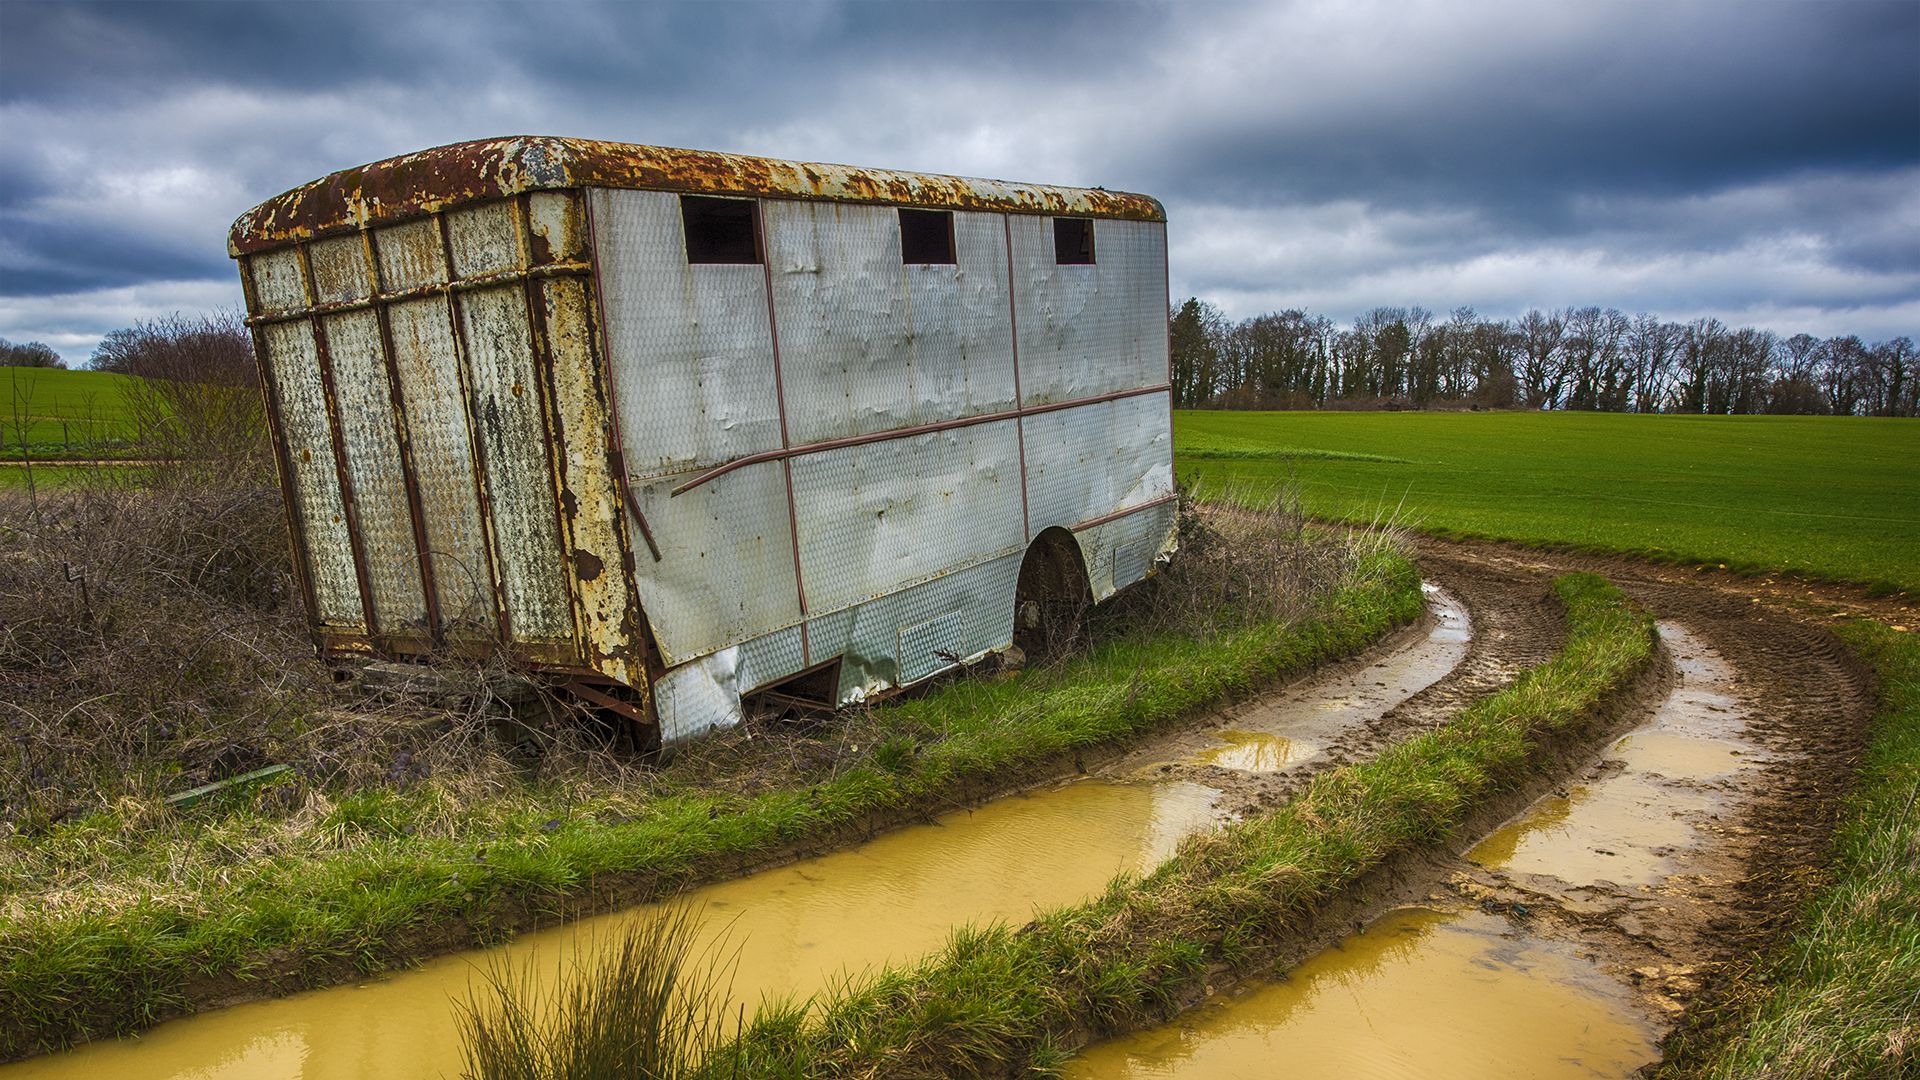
[0,0,1914,362]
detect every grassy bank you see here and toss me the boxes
[1175,409,1920,596]
[709,573,1656,1077]
[0,515,1422,1059]
[1664,621,1920,1078]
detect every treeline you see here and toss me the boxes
[0,339,63,368]
[1170,299,1918,416]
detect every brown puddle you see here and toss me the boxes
[1183,583,1469,774]
[1195,730,1306,771]
[9,587,1474,1080]
[1064,907,1659,1079]
[1469,622,1762,886]
[5,778,1222,1080]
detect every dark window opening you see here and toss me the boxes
[681,195,761,264]
[1053,217,1095,265]
[898,208,956,264]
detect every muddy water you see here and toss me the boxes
[7,778,1222,1080]
[1065,621,1763,1078]
[1172,583,1470,775]
[1469,622,1764,885]
[11,589,1474,1080]
[1063,907,1659,1079]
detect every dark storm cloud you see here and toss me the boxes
[1,0,1914,360]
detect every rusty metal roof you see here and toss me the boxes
[229,136,1166,254]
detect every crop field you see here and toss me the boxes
[1,367,142,460]
[1176,409,1920,595]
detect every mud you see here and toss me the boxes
[1063,548,1879,1076]
[12,539,1882,1078]
[7,588,1482,1080]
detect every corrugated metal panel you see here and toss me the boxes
[541,273,643,685]
[764,201,915,443]
[623,463,801,666]
[321,308,427,631]
[386,296,494,636]
[307,235,372,305]
[909,211,1018,422]
[790,419,1024,617]
[1022,391,1175,531]
[590,188,782,480]
[1009,217,1168,405]
[258,320,363,627]
[250,248,308,316]
[456,284,573,643]
[230,136,1165,255]
[651,623,805,742]
[447,200,523,278]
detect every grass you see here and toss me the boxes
[1175,410,1920,596]
[707,573,1657,1077]
[455,901,744,1080]
[1663,620,1920,1078]
[1,367,144,460]
[0,527,1423,1058]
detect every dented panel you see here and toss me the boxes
[1010,217,1168,405]
[1023,391,1175,532]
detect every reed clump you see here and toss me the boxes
[455,901,742,1080]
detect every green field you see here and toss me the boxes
[1176,410,1920,596]
[1,367,142,459]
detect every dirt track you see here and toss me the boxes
[1364,541,1879,1061]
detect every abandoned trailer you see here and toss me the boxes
[230,136,1176,746]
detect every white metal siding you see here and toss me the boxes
[322,308,427,631]
[257,319,362,627]
[1009,217,1168,405]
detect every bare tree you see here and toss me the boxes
[0,339,63,368]
[1515,309,1566,409]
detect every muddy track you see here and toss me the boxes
[1097,556,1567,819]
[1254,540,1881,1069]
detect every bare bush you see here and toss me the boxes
[1101,483,1387,640]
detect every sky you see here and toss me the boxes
[2,0,1916,364]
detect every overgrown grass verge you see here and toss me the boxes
[710,573,1656,1078]
[1,522,1421,1059]
[1662,621,1920,1078]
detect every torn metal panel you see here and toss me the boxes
[623,463,802,667]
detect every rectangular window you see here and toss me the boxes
[1053,217,1095,265]
[681,195,761,263]
[898,208,956,264]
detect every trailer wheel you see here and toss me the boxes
[1013,528,1093,663]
